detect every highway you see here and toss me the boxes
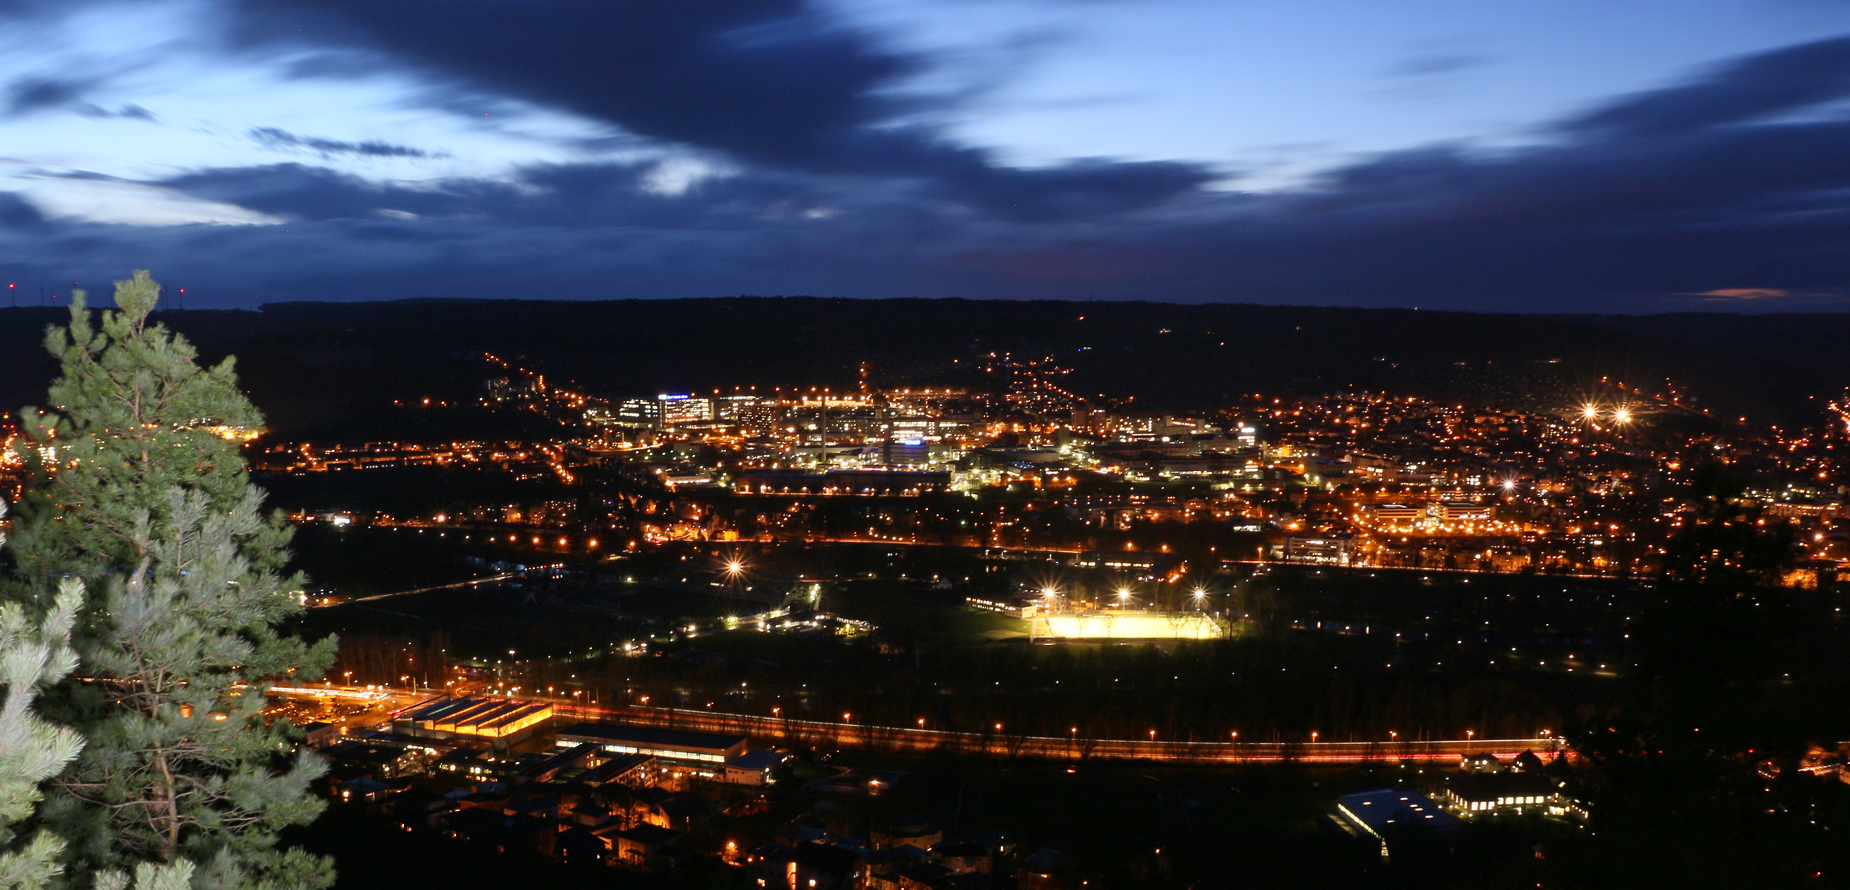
[272,683,1570,765]
[555,702,1570,764]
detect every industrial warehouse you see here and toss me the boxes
[395,696,555,743]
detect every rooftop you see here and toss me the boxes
[556,722,747,753]
[1336,789,1461,837]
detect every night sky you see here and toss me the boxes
[5,0,1850,312]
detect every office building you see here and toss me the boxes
[658,394,714,426]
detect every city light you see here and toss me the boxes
[238,322,1841,882]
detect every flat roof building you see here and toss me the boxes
[724,749,791,786]
[1334,789,1460,861]
[555,723,787,786]
[555,724,747,765]
[1439,772,1561,817]
[396,697,553,743]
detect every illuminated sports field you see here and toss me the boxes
[1038,612,1226,640]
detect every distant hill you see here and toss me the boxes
[2,299,1846,436]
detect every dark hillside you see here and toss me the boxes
[1,300,1843,435]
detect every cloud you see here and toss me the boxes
[1384,52,1491,79]
[2,74,155,120]
[1,10,1850,312]
[232,0,1213,219]
[156,163,492,221]
[250,126,448,159]
[1675,288,1846,305]
[1694,288,1791,300]
[235,0,921,164]
[5,75,95,115]
[1563,34,1850,136]
[8,170,286,226]
[0,191,44,227]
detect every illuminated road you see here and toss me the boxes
[271,683,1571,764]
[342,571,540,604]
[556,703,1570,764]
[272,682,1566,764]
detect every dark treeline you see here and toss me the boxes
[7,300,1850,437]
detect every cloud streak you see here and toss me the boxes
[249,127,448,160]
[232,0,1215,219]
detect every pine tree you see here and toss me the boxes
[0,502,199,890]
[0,491,86,890]
[6,272,336,889]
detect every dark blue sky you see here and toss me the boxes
[4,0,1850,312]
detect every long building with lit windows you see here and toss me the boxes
[553,723,786,785]
[733,469,950,496]
[555,724,745,766]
